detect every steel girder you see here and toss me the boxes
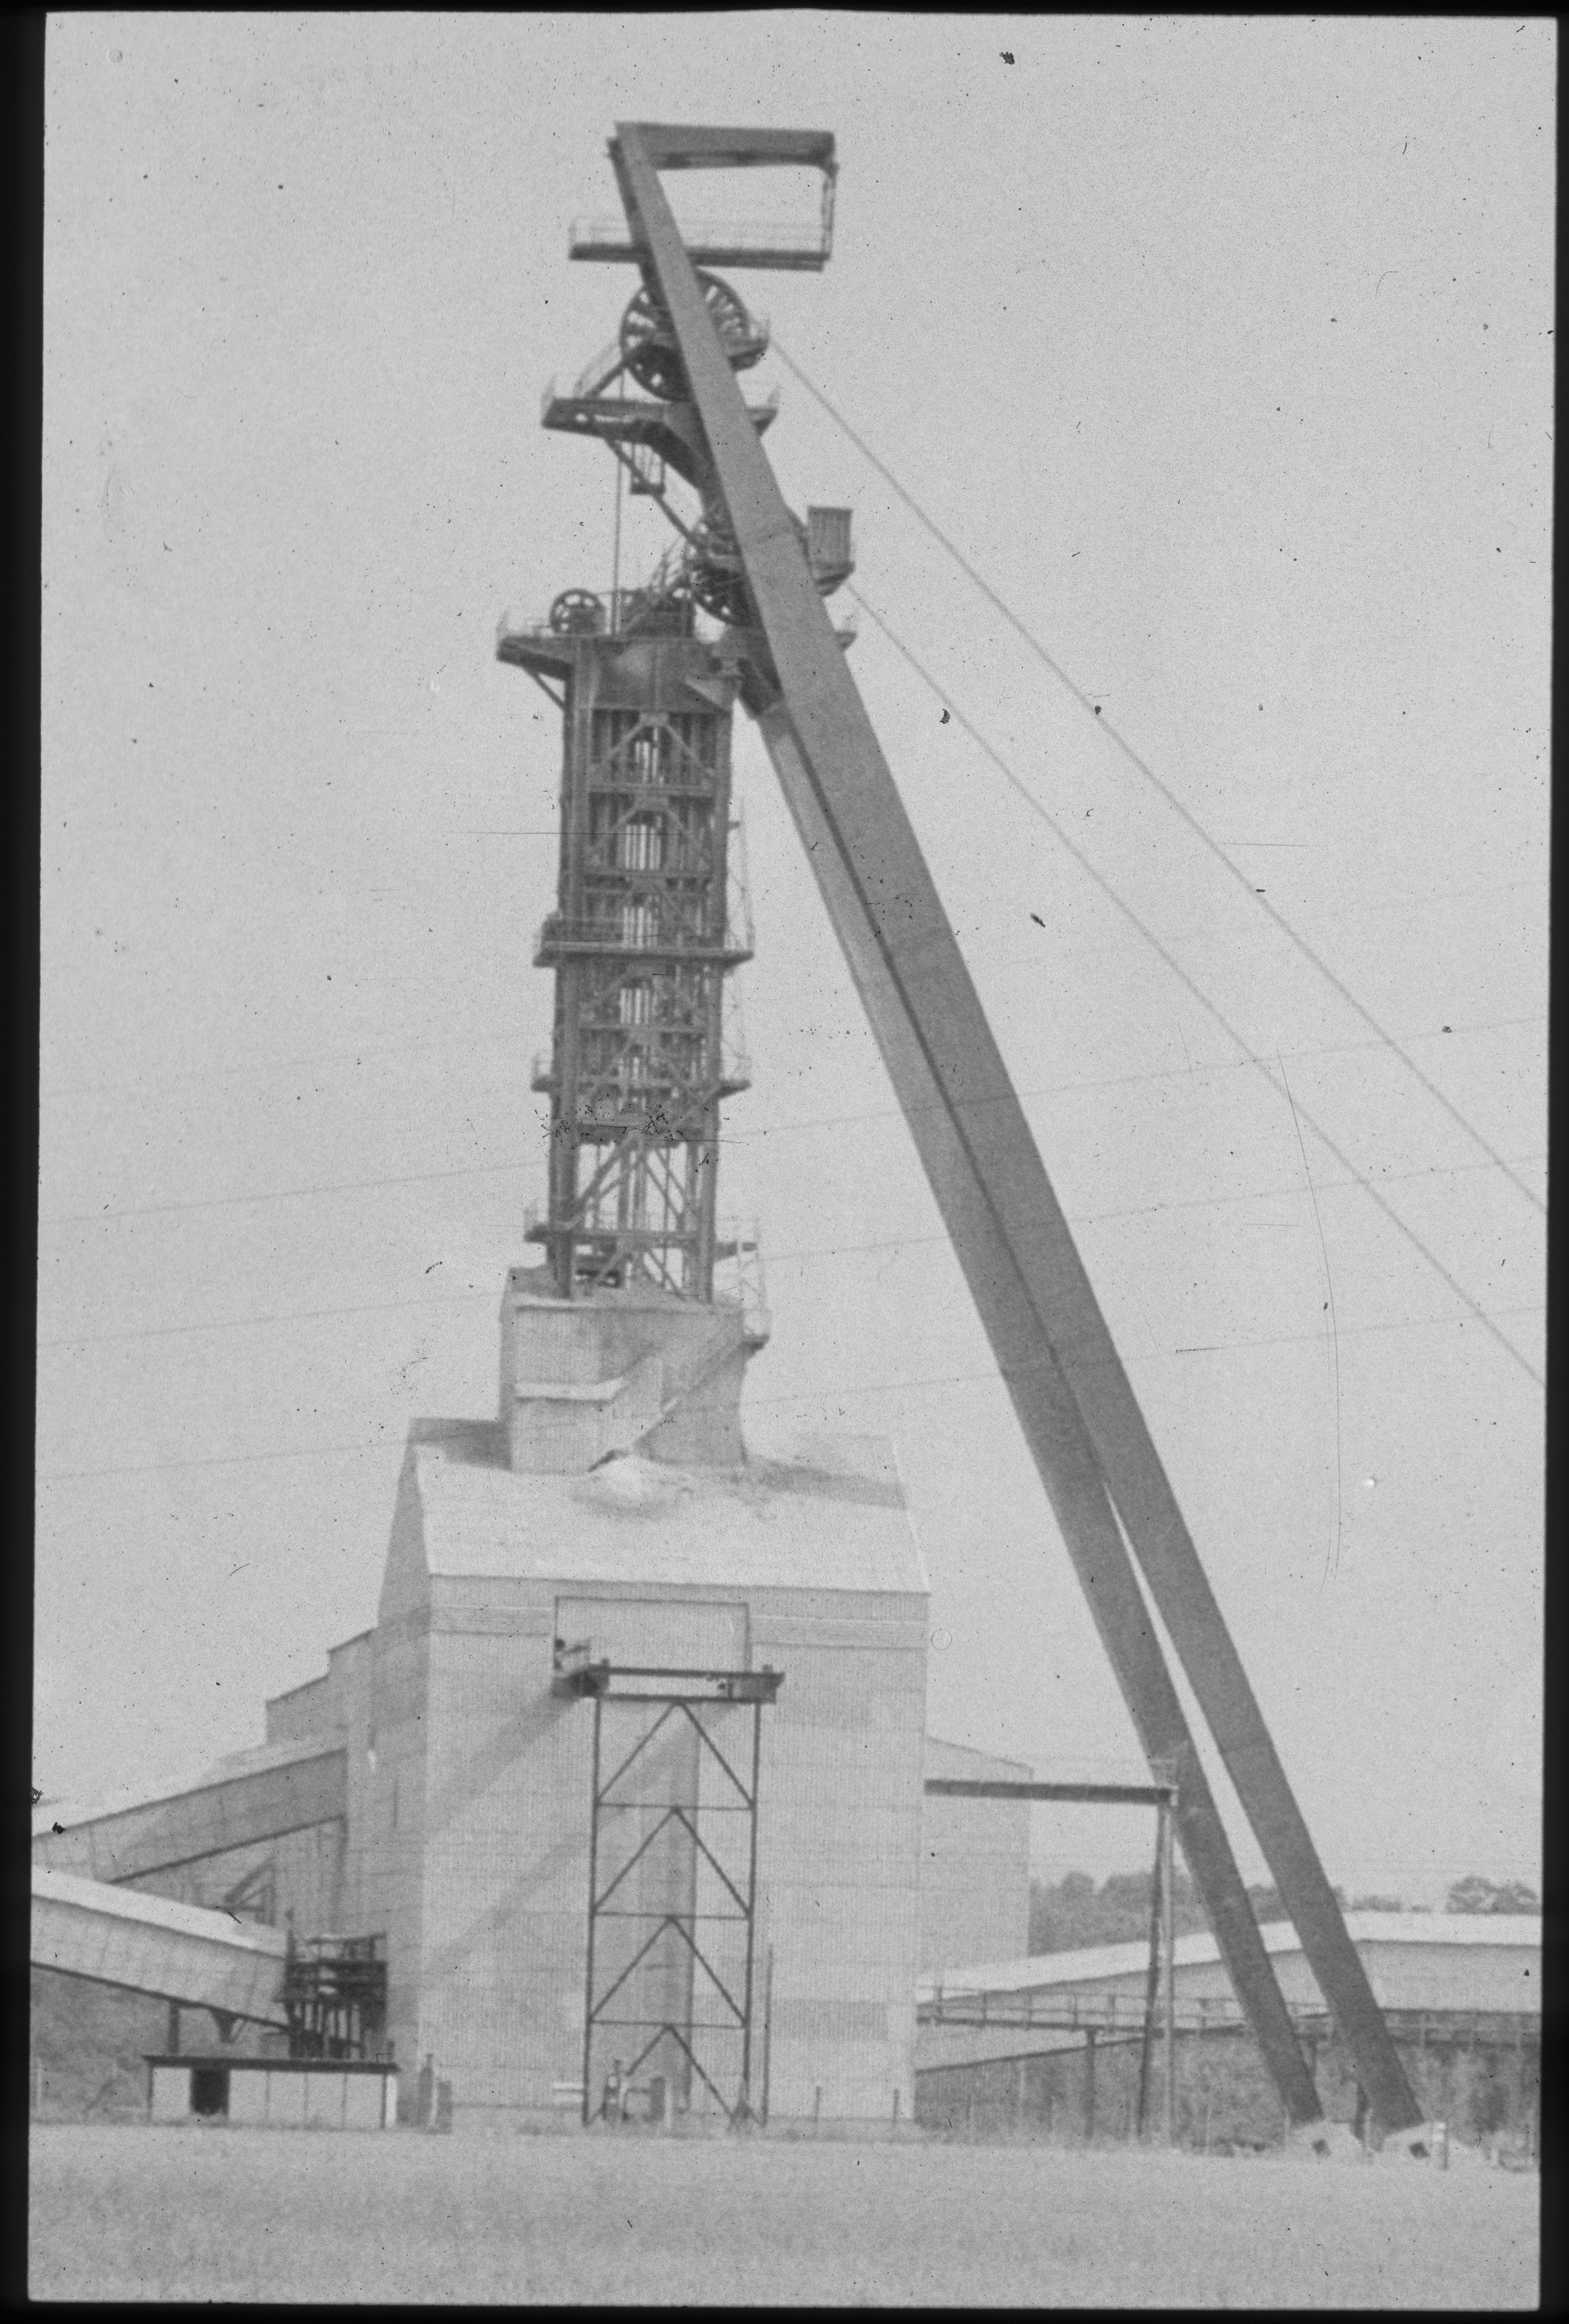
[602,119,1421,2134]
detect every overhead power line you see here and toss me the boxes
[771,339,1545,1220]
[36,1147,1543,1352]
[845,583,1542,1390]
[37,1055,1545,1233]
[37,1286,498,1351]
[40,1157,529,1230]
[34,1297,1543,1484]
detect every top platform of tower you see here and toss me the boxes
[569,124,838,271]
[612,126,835,171]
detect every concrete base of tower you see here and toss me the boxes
[497,1263,767,1474]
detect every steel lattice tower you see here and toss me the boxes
[498,242,852,1303]
[497,122,1426,2139]
[502,609,753,1300]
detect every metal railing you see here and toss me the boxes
[920,1986,1244,2036]
[529,1034,752,1100]
[501,591,697,645]
[540,375,780,423]
[535,912,751,959]
[573,332,629,399]
[569,215,829,265]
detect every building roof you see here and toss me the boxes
[32,1866,289,1957]
[197,1735,347,1781]
[919,1912,1544,2000]
[31,1730,342,1843]
[403,1427,929,1597]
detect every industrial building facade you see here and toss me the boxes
[37,1252,1015,2127]
[305,1311,936,2125]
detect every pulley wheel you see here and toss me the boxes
[619,271,765,400]
[548,588,606,636]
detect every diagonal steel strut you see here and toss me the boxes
[754,711,1318,2123]
[606,119,1421,2134]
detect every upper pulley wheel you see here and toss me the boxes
[548,588,606,636]
[619,272,768,401]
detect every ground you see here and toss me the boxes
[29,2124,1538,2307]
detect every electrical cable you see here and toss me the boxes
[35,1300,1542,1482]
[37,1287,500,1351]
[771,338,1545,1219]
[36,1148,1543,1351]
[37,1064,1545,1233]
[844,582,1542,1389]
[39,984,1541,1117]
[40,1157,530,1230]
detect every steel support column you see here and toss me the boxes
[1162,1795,1176,2145]
[607,118,1418,2135]
[755,709,1316,2121]
[1136,1816,1163,2137]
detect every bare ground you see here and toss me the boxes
[29,2124,1538,2307]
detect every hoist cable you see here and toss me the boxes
[843,580,1542,1391]
[771,340,1544,1219]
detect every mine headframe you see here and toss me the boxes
[508,119,1426,2141]
[496,151,851,1302]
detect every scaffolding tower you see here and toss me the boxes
[554,1651,782,2126]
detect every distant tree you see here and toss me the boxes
[1490,1880,1541,1914]
[1244,1882,1345,1926]
[1028,1867,1386,1957]
[1028,1867,1207,1955]
[1446,1874,1540,1915]
[1347,1893,1410,1913]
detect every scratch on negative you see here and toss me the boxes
[1280,1054,1342,1585]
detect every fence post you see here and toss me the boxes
[1162,1797,1176,2146]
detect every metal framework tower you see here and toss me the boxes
[500,607,754,1299]
[498,182,852,1304]
[498,123,1424,2139]
[555,1651,781,2126]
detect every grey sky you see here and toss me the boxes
[40,15,1550,1898]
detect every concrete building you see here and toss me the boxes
[33,1262,945,2129]
[918,1912,1543,2060]
[917,1738,1032,1976]
[915,1912,1543,2146]
[328,1311,934,2125]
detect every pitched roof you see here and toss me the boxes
[919,1912,1544,1999]
[31,1731,343,1842]
[32,1866,289,1957]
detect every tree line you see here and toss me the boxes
[1028,1867,1539,1954]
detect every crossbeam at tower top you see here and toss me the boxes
[570,123,838,270]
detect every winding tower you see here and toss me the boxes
[496,189,854,1474]
[503,607,751,1304]
[497,122,1425,2141]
